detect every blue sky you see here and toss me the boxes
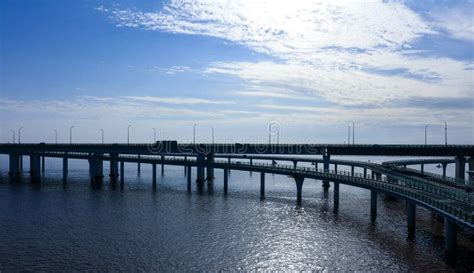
[0,0,473,144]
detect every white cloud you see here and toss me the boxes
[430,4,474,41]
[121,96,234,105]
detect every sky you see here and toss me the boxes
[0,0,473,144]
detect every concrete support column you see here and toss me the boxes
[293,161,297,169]
[334,182,339,208]
[420,164,424,174]
[351,166,355,176]
[137,154,141,175]
[374,172,381,180]
[120,161,125,187]
[444,219,457,255]
[407,202,416,238]
[323,153,330,188]
[62,155,68,182]
[223,168,228,194]
[363,168,367,178]
[187,165,192,192]
[294,176,305,205]
[442,163,447,179]
[29,154,41,182]
[19,155,23,172]
[196,154,205,183]
[41,156,45,172]
[110,153,119,179]
[455,156,466,182]
[206,154,214,181]
[161,155,165,175]
[260,172,265,199]
[8,153,20,178]
[468,157,474,183]
[88,156,103,184]
[314,162,318,171]
[184,156,187,174]
[334,164,338,173]
[152,163,157,189]
[250,158,253,166]
[370,190,377,218]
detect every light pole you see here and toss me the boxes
[211,126,215,145]
[352,121,355,144]
[268,124,271,145]
[348,125,351,145]
[18,127,23,144]
[277,128,280,145]
[100,128,104,144]
[127,125,132,145]
[54,129,58,144]
[69,126,74,144]
[424,125,428,145]
[153,128,157,142]
[193,123,196,144]
[10,130,15,143]
[443,121,447,145]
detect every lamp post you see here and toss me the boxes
[69,126,74,144]
[424,125,428,145]
[352,122,355,144]
[10,130,15,143]
[153,128,157,142]
[193,123,196,144]
[277,129,280,145]
[100,128,104,144]
[54,129,58,144]
[211,126,214,145]
[18,127,23,144]
[127,125,132,145]
[443,121,447,145]
[348,125,351,145]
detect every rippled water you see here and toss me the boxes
[0,156,473,272]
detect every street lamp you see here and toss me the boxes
[211,126,214,145]
[127,125,132,145]
[18,127,23,144]
[69,126,74,144]
[153,128,157,142]
[443,121,447,145]
[347,125,351,145]
[100,128,104,144]
[277,128,280,145]
[352,122,355,144]
[54,129,58,144]
[424,125,428,145]
[10,130,15,143]
[193,123,197,144]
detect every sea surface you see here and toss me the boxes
[0,155,473,272]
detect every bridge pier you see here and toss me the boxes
[334,164,338,173]
[161,155,164,175]
[323,154,330,188]
[187,165,192,192]
[184,156,187,174]
[110,153,119,179]
[196,154,205,183]
[370,190,377,219]
[62,155,68,182]
[120,161,125,188]
[260,172,265,199]
[223,168,228,194]
[444,219,457,256]
[88,156,103,185]
[314,162,318,171]
[442,163,447,179]
[292,161,297,169]
[294,176,305,205]
[420,164,424,174]
[468,157,474,183]
[455,156,466,182]
[19,155,23,172]
[333,182,339,208]
[206,154,214,181]
[351,166,354,176]
[363,168,367,178]
[406,202,416,239]
[29,154,41,182]
[8,153,20,179]
[137,154,141,175]
[152,163,157,189]
[41,156,45,172]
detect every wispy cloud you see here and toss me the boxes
[121,96,234,105]
[430,3,474,42]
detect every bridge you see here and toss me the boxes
[1,142,473,257]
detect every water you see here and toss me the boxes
[0,156,473,272]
